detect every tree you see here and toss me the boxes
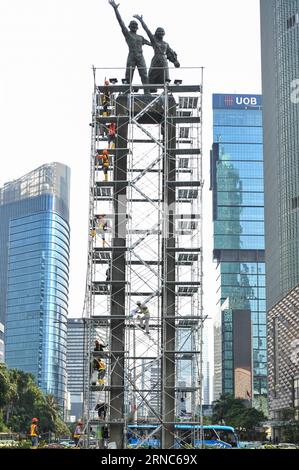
[43,395,61,423]
[212,394,266,439]
[6,368,43,432]
[0,364,70,440]
[280,408,299,443]
[0,364,18,424]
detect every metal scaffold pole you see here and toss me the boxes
[82,67,204,449]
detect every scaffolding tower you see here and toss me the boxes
[83,67,204,449]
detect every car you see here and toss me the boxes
[277,443,298,449]
[59,439,76,448]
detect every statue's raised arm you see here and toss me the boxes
[109,0,128,37]
[133,15,155,45]
[108,1,151,93]
[133,15,180,85]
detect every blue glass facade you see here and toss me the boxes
[211,95,267,413]
[0,163,70,407]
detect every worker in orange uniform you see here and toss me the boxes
[96,149,110,182]
[29,417,40,448]
[108,122,116,149]
[93,357,106,385]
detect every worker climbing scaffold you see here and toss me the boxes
[92,356,107,386]
[132,301,151,335]
[90,214,110,247]
[96,149,111,181]
[102,78,111,116]
[107,122,117,149]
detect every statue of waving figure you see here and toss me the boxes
[133,14,180,86]
[109,1,152,91]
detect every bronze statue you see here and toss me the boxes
[108,1,152,92]
[133,15,180,85]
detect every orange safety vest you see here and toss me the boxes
[97,154,109,168]
[98,362,106,371]
[30,424,38,437]
[108,123,116,136]
[73,425,82,438]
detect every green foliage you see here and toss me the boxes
[0,411,9,432]
[212,394,266,437]
[280,407,295,421]
[0,363,69,439]
[281,424,299,443]
[203,416,213,425]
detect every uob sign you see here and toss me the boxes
[236,96,257,106]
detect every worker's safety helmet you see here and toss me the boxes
[155,27,165,36]
[32,417,38,422]
[77,420,82,424]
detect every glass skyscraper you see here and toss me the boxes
[260,0,299,432]
[67,318,84,420]
[211,94,267,413]
[0,163,70,406]
[260,0,299,310]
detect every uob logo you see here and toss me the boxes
[236,97,257,106]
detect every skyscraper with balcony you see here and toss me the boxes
[260,0,299,433]
[0,163,70,407]
[211,94,267,413]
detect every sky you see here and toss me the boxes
[0,0,262,388]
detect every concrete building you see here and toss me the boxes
[202,325,210,405]
[0,163,70,407]
[267,285,299,438]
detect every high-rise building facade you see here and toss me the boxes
[260,0,299,430]
[0,163,70,406]
[211,94,267,413]
[67,318,84,420]
[260,0,299,309]
[202,326,210,405]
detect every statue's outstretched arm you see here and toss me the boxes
[133,14,155,45]
[166,46,180,68]
[109,0,128,37]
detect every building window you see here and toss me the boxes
[287,13,299,29]
[291,196,299,210]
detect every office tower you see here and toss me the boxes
[67,318,84,420]
[260,0,299,434]
[0,163,70,406]
[203,362,210,406]
[202,326,210,405]
[261,0,299,309]
[211,94,267,413]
